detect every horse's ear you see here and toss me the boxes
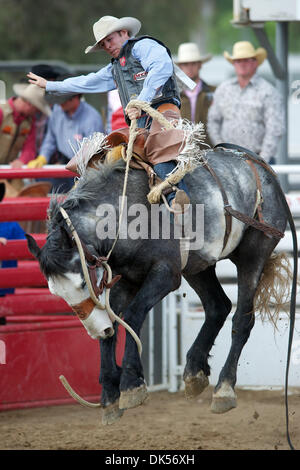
[26,234,41,259]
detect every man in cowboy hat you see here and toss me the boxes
[177,42,215,146]
[0,83,51,168]
[28,76,105,193]
[27,15,191,210]
[207,41,284,163]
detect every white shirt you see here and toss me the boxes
[207,74,285,161]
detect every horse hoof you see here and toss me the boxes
[210,382,237,414]
[102,401,124,425]
[184,371,209,399]
[119,384,148,410]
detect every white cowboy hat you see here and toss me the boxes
[13,83,51,116]
[224,41,267,66]
[85,15,141,54]
[176,42,212,64]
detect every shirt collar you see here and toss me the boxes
[71,100,83,118]
[60,100,83,119]
[231,72,259,87]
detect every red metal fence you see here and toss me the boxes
[0,167,111,410]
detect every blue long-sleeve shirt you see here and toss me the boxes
[46,38,174,104]
[0,222,26,295]
[40,101,105,162]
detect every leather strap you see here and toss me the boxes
[214,143,284,239]
[245,158,264,224]
[201,161,232,252]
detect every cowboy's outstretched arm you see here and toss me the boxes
[27,72,47,89]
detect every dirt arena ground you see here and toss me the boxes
[0,386,299,451]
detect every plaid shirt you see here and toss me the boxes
[207,74,285,162]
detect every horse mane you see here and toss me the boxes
[39,160,127,278]
[48,160,126,227]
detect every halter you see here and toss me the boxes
[59,206,142,355]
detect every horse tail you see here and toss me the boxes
[254,251,294,328]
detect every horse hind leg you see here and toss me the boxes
[183,266,232,399]
[210,294,255,414]
[211,232,278,414]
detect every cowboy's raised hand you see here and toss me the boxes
[27,72,47,89]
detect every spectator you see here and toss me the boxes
[31,64,65,153]
[28,89,105,192]
[0,83,51,194]
[207,41,285,163]
[177,42,215,146]
[0,83,51,168]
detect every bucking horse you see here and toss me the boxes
[26,120,297,448]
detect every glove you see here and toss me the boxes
[27,155,47,168]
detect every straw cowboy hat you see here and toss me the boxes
[13,83,51,116]
[85,15,141,54]
[224,41,267,66]
[177,42,212,64]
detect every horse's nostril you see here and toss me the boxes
[104,327,114,338]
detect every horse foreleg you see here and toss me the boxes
[99,329,124,425]
[119,262,181,410]
[183,266,232,399]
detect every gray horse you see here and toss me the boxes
[26,144,296,428]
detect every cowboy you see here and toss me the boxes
[0,83,51,167]
[207,41,285,164]
[27,15,191,210]
[177,42,215,146]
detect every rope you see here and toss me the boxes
[106,117,139,260]
[60,207,142,357]
[59,375,101,408]
[106,100,174,258]
[58,206,142,409]
[127,99,174,129]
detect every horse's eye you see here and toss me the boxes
[81,280,86,289]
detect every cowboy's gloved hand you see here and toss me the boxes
[27,155,47,168]
[125,104,141,121]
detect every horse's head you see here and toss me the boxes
[26,224,114,340]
